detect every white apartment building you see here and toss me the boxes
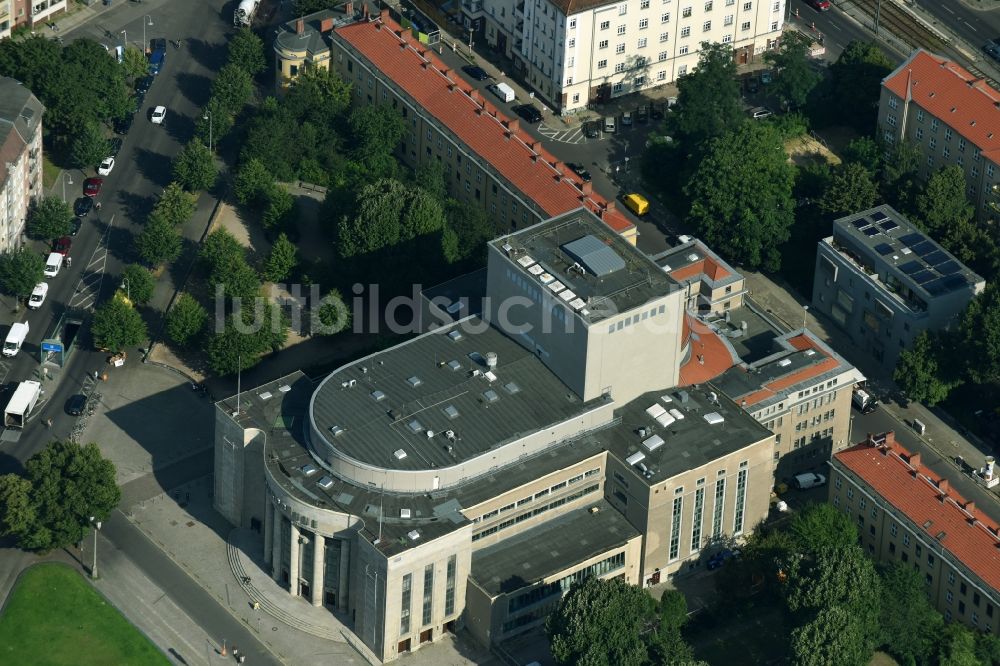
[0,77,44,252]
[464,0,784,112]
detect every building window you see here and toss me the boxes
[679,45,689,54]
[444,555,457,616]
[724,14,733,25]
[657,70,666,80]
[927,553,934,567]
[916,128,923,140]
[682,6,692,17]
[712,476,726,538]
[960,582,967,595]
[741,20,750,30]
[618,24,627,34]
[620,2,628,14]
[931,118,939,131]
[641,0,650,7]
[890,522,897,536]
[422,564,434,625]
[598,59,608,68]
[615,62,626,72]
[638,37,647,47]
[661,12,670,22]
[743,0,751,7]
[691,486,705,553]
[888,96,898,109]
[658,50,668,61]
[572,93,580,103]
[703,20,711,31]
[660,31,669,41]
[722,34,732,42]
[616,43,626,53]
[948,571,956,585]
[669,496,683,560]
[601,20,611,29]
[613,82,624,93]
[734,463,749,535]
[681,26,690,37]
[568,38,576,47]
[917,109,924,122]
[400,573,412,634]
[639,17,649,28]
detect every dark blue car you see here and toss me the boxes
[706,548,740,570]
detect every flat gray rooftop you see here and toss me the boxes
[310,319,607,472]
[832,205,983,301]
[715,306,787,363]
[594,384,772,483]
[470,499,639,597]
[492,210,675,323]
[650,239,742,288]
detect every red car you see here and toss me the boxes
[807,0,831,10]
[83,177,103,197]
[54,236,72,256]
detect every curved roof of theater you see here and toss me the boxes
[308,319,605,474]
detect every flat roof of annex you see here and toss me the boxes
[490,210,676,324]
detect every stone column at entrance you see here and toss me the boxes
[271,510,283,582]
[289,523,301,596]
[311,533,325,607]
[264,498,274,566]
[338,541,350,612]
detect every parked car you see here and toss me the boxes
[621,110,633,127]
[793,472,827,490]
[107,137,123,157]
[65,394,87,416]
[513,104,543,123]
[603,115,616,133]
[74,197,94,217]
[151,106,167,125]
[83,177,103,197]
[984,38,1000,63]
[114,114,134,135]
[135,75,154,94]
[566,162,592,182]
[760,70,773,84]
[806,0,831,10]
[462,64,490,81]
[707,548,740,570]
[749,107,773,120]
[53,236,72,257]
[69,217,82,237]
[583,121,601,138]
[28,282,48,310]
[98,157,115,176]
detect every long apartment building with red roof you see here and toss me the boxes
[275,8,638,244]
[880,48,1000,225]
[830,432,1000,634]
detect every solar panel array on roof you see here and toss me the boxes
[937,260,961,275]
[899,261,923,275]
[870,211,888,222]
[911,240,936,257]
[852,218,872,230]
[912,270,935,285]
[863,227,880,237]
[943,275,967,290]
[879,220,899,232]
[923,250,948,267]
[561,235,626,277]
[874,242,894,256]
[900,232,926,247]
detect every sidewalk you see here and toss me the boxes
[743,269,999,502]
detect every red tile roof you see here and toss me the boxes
[834,432,1000,594]
[678,316,735,386]
[335,15,636,236]
[883,50,1000,161]
[740,333,842,407]
[669,256,730,283]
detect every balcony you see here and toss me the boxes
[826,239,927,315]
[515,1,524,14]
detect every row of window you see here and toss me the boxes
[507,552,626,615]
[399,554,458,635]
[473,468,600,523]
[472,483,601,541]
[607,305,668,333]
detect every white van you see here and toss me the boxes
[3,322,29,357]
[489,82,515,103]
[793,472,827,490]
[43,252,63,278]
[28,282,48,309]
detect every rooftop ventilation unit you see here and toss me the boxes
[516,254,536,268]
[626,451,647,466]
[407,530,421,541]
[643,435,665,452]
[447,330,463,342]
[668,408,685,420]
[445,430,456,440]
[448,360,462,371]
[278,384,291,393]
[407,376,423,387]
[259,391,273,401]
[778,358,792,367]
[371,390,386,401]
[646,404,667,419]
[300,464,318,476]
[341,379,357,388]
[484,371,498,383]
[394,448,408,460]
[330,425,345,436]
[704,412,725,425]
[317,476,335,490]
[561,235,627,276]
[400,508,412,519]
[656,412,676,428]
[486,352,498,368]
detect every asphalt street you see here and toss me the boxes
[910,0,1000,50]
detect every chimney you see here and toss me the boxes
[503,118,520,132]
[938,478,949,494]
[320,17,334,32]
[440,68,451,78]
[531,154,540,162]
[986,456,996,481]
[380,8,390,21]
[964,501,975,514]
[909,452,921,468]
[375,20,382,30]
[527,140,540,152]
[605,201,617,213]
[296,18,305,34]
[581,181,592,195]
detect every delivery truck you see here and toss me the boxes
[4,380,41,429]
[3,322,29,357]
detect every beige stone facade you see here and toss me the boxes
[0,77,44,252]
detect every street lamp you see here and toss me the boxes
[121,29,127,49]
[202,111,213,153]
[60,172,73,203]
[143,16,153,53]
[89,516,102,579]
[802,305,809,329]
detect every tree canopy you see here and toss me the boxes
[92,294,148,352]
[153,182,198,227]
[0,248,45,301]
[764,31,822,110]
[672,42,744,150]
[173,140,218,191]
[818,163,879,218]
[135,215,182,267]
[207,305,288,375]
[894,331,956,405]
[26,197,73,240]
[876,563,943,665]
[685,122,795,271]
[166,293,209,348]
[915,165,974,236]
[829,41,893,132]
[0,440,120,553]
[120,264,155,305]
[70,120,110,169]
[227,27,266,76]
[787,503,859,557]
[336,178,446,260]
[263,232,298,283]
[957,283,1000,385]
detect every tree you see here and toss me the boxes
[227,27,266,76]
[788,503,859,557]
[135,215,182,266]
[214,257,261,305]
[336,179,445,259]
[0,248,45,303]
[957,283,1000,384]
[829,41,893,132]
[818,163,879,217]
[234,157,273,205]
[442,199,496,264]
[937,623,985,666]
[282,62,351,127]
[70,120,111,169]
[791,605,874,666]
[915,165,974,236]
[0,441,120,553]
[315,289,352,335]
[92,294,148,352]
[349,104,407,159]
[120,264,155,305]
[894,331,956,405]
[153,182,198,226]
[657,589,688,632]
[26,197,72,240]
[685,122,795,271]
[122,45,149,81]
[210,63,254,116]
[672,42,744,149]
[546,576,658,666]
[843,136,882,175]
[207,306,287,375]
[764,31,822,110]
[196,96,237,148]
[173,140,217,192]
[877,563,943,665]
[414,159,447,202]
[263,233,298,283]
[262,183,295,231]
[166,293,209,347]
[201,228,246,271]
[881,139,922,212]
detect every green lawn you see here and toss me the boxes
[42,154,61,191]
[0,563,169,666]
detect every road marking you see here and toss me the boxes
[68,214,114,312]
[537,123,588,144]
[943,5,955,14]
[965,21,977,32]
[830,22,843,31]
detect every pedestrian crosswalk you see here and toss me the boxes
[537,123,592,144]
